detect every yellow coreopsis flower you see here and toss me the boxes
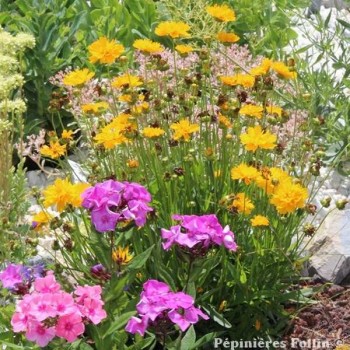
[220,74,255,88]
[61,129,73,140]
[40,141,66,159]
[251,215,269,227]
[127,159,139,168]
[206,4,236,22]
[88,37,125,64]
[111,74,143,89]
[63,68,95,86]
[69,183,91,208]
[142,127,165,138]
[32,211,54,231]
[112,246,133,265]
[175,44,194,55]
[170,119,200,141]
[255,167,291,194]
[231,163,259,185]
[239,105,264,119]
[155,21,190,39]
[271,61,297,79]
[218,114,232,128]
[240,125,277,152]
[266,105,283,117]
[249,58,272,76]
[133,39,164,54]
[217,31,240,43]
[231,193,255,215]
[42,178,72,212]
[270,179,308,214]
[81,101,109,114]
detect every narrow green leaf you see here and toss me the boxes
[201,305,232,328]
[126,244,154,270]
[105,311,136,337]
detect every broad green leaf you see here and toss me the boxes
[201,305,232,328]
[180,325,196,350]
[105,311,137,337]
[126,244,154,270]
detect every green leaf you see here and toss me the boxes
[201,305,232,328]
[240,269,247,284]
[192,332,218,349]
[126,244,155,270]
[104,311,136,337]
[180,325,196,350]
[337,18,350,30]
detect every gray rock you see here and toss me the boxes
[309,0,350,14]
[307,209,350,283]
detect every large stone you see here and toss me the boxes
[306,209,350,283]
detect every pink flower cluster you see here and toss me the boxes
[161,214,237,252]
[11,272,107,347]
[125,280,208,336]
[81,179,153,233]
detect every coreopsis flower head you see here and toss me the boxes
[239,104,264,119]
[218,114,232,128]
[249,58,272,76]
[31,210,54,231]
[217,31,240,43]
[61,129,73,140]
[133,39,164,54]
[126,280,208,336]
[230,193,255,215]
[11,271,106,347]
[255,167,291,194]
[266,105,283,117]
[240,125,277,152]
[270,179,308,214]
[40,141,66,159]
[170,119,199,141]
[111,74,143,89]
[270,61,297,79]
[81,101,109,114]
[88,37,125,64]
[175,44,194,55]
[43,178,91,212]
[62,68,95,86]
[155,21,191,39]
[206,4,236,22]
[142,126,165,138]
[220,74,255,88]
[251,215,269,227]
[161,214,237,252]
[81,180,153,232]
[231,163,259,185]
[112,246,133,265]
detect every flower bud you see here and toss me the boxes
[336,199,348,210]
[320,197,331,208]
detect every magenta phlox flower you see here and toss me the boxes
[0,264,23,289]
[161,214,237,253]
[81,180,153,232]
[10,272,106,347]
[25,320,56,347]
[126,280,208,336]
[55,313,85,342]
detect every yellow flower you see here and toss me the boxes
[249,58,272,76]
[111,74,143,89]
[81,102,109,114]
[43,178,84,212]
[133,39,164,54]
[218,114,232,128]
[142,127,165,138]
[255,167,291,194]
[239,105,264,119]
[88,37,125,64]
[206,4,236,22]
[170,119,199,141]
[131,101,149,115]
[40,141,66,159]
[270,179,308,214]
[63,68,95,86]
[69,183,91,208]
[231,163,259,185]
[251,215,269,227]
[240,125,277,152]
[94,113,136,149]
[271,61,297,79]
[217,32,240,43]
[127,159,139,168]
[266,105,282,117]
[112,246,133,265]
[155,21,190,39]
[32,211,54,231]
[61,129,73,140]
[118,94,133,103]
[231,193,255,215]
[175,44,193,55]
[220,74,255,88]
